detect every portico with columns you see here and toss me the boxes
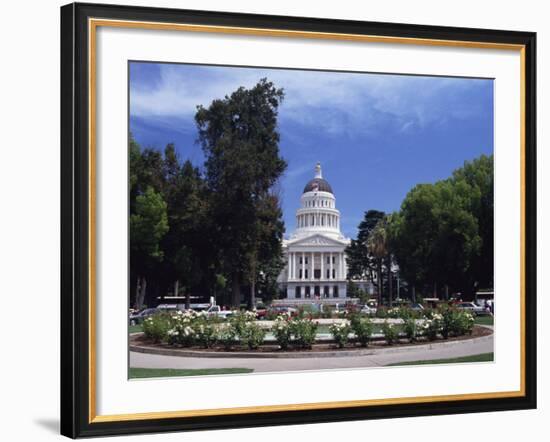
[278,163,351,300]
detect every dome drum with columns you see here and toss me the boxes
[277,163,356,302]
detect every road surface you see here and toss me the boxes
[130,331,493,373]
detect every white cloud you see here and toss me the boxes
[130,63,490,136]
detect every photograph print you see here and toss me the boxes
[128,62,495,379]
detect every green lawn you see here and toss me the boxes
[129,367,254,378]
[129,324,143,333]
[387,352,494,366]
[474,315,494,326]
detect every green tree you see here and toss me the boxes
[388,184,440,300]
[346,210,385,282]
[451,154,494,290]
[367,217,393,306]
[345,210,386,302]
[196,78,287,307]
[250,193,286,306]
[389,156,490,300]
[160,145,209,309]
[130,186,169,309]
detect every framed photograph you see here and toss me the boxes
[60,2,536,438]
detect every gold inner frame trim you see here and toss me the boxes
[88,17,527,424]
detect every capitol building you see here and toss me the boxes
[278,163,362,302]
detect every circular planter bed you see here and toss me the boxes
[130,325,493,359]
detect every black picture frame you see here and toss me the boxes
[61,2,537,438]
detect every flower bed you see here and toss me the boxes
[140,306,480,351]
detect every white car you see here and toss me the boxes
[455,302,490,316]
[333,303,349,315]
[360,305,376,315]
[205,305,234,319]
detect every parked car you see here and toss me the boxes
[360,304,376,315]
[255,308,268,320]
[129,308,158,326]
[204,305,234,319]
[156,303,184,312]
[333,303,350,315]
[266,305,298,318]
[410,303,425,312]
[454,301,490,316]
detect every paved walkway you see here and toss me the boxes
[130,332,493,373]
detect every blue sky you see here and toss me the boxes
[129,62,493,239]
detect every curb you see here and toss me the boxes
[129,332,493,359]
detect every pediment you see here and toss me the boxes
[288,234,347,247]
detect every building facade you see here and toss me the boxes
[278,163,353,301]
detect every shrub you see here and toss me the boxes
[386,308,401,319]
[457,311,475,335]
[241,322,266,350]
[229,310,256,336]
[397,307,415,320]
[350,316,374,347]
[166,311,197,347]
[329,322,351,348]
[440,308,454,339]
[290,318,318,349]
[382,321,398,345]
[421,313,442,341]
[217,325,237,350]
[193,316,218,348]
[445,310,475,337]
[438,308,474,339]
[272,315,293,350]
[142,312,173,343]
[403,317,418,343]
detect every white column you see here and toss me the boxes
[339,253,343,279]
[290,253,294,280]
[301,252,305,280]
[321,252,324,281]
[288,252,294,279]
[311,252,314,280]
[330,252,333,280]
[288,253,292,280]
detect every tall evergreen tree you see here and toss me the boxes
[195,78,287,307]
[160,144,209,308]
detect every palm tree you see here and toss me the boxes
[367,218,390,307]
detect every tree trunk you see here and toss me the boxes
[249,257,257,310]
[433,281,437,298]
[134,277,141,309]
[444,284,449,301]
[231,274,241,308]
[412,285,416,304]
[387,256,393,307]
[185,289,191,310]
[377,260,383,307]
[250,279,256,310]
[174,280,179,298]
[136,276,147,310]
